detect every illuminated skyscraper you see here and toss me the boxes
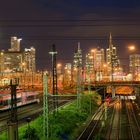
[94,48,105,71]
[73,42,82,83]
[85,48,105,81]
[24,47,36,72]
[129,54,140,80]
[0,51,23,72]
[9,37,22,52]
[106,33,120,75]
[73,42,82,69]
[63,63,72,86]
[0,37,36,73]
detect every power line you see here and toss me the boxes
[1,36,140,40]
[0,19,139,27]
[0,19,139,22]
[0,24,139,27]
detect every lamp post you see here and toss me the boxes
[128,45,136,81]
[88,55,93,93]
[21,62,26,91]
[57,63,62,89]
[32,71,34,89]
[0,51,4,86]
[86,54,92,94]
[91,49,96,82]
[49,44,58,113]
[103,64,107,81]
[57,63,62,73]
[128,45,135,51]
[111,54,115,98]
[111,56,114,82]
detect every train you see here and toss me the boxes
[0,89,40,111]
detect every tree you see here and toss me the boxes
[23,127,39,140]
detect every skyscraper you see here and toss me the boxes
[63,63,72,86]
[0,51,23,72]
[106,33,120,79]
[9,37,22,52]
[73,42,82,69]
[73,42,82,83]
[0,37,36,73]
[129,54,140,80]
[24,47,36,72]
[85,48,105,81]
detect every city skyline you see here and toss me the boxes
[0,1,140,70]
[0,1,140,140]
[0,34,139,72]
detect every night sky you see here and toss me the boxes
[0,0,140,70]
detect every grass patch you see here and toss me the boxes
[0,92,101,140]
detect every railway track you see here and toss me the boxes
[125,100,140,140]
[77,104,104,140]
[0,96,76,132]
[104,100,121,140]
[105,99,140,140]
[76,98,121,140]
[77,97,140,140]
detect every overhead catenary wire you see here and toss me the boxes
[1,36,140,40]
[0,18,139,27]
[0,19,139,40]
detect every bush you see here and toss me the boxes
[22,127,39,140]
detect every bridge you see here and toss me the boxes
[85,81,140,87]
[84,81,140,97]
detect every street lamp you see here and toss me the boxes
[21,62,26,90]
[57,63,62,68]
[87,54,93,94]
[57,63,62,75]
[128,45,136,81]
[0,51,4,85]
[128,45,135,51]
[103,64,107,81]
[91,49,96,53]
[57,63,63,89]
[90,49,96,81]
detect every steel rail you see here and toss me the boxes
[105,102,116,140]
[116,100,121,140]
[125,101,135,140]
[0,96,75,132]
[77,104,104,140]
[130,102,140,133]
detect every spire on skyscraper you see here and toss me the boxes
[73,42,82,68]
[109,32,112,50]
[78,42,80,51]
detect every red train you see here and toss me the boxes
[0,90,40,111]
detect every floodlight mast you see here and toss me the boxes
[49,44,58,113]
